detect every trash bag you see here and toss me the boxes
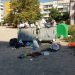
[19,39,23,44]
[33,39,39,48]
[9,38,24,48]
[9,38,18,46]
[26,42,31,46]
[50,43,61,51]
[22,41,33,47]
[41,51,50,56]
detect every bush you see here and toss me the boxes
[68,25,75,35]
[65,25,75,42]
[64,36,75,42]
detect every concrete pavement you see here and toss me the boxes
[0,26,75,75]
[0,26,17,42]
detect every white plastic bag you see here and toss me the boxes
[50,43,60,50]
[33,39,39,48]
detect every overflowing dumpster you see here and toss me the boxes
[18,27,56,42]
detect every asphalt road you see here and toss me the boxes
[0,26,75,75]
[0,41,75,75]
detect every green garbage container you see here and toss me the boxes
[56,23,68,38]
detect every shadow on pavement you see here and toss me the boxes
[0,41,9,48]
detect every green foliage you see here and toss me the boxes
[4,11,15,23]
[49,8,61,22]
[48,8,69,22]
[62,12,69,21]
[13,0,41,21]
[65,25,75,42]
[4,0,41,26]
[68,25,75,35]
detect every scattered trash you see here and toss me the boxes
[33,39,40,48]
[18,54,27,59]
[9,38,18,47]
[9,38,19,48]
[50,43,60,51]
[41,47,59,52]
[22,41,27,46]
[41,51,50,56]
[19,39,23,44]
[11,47,16,50]
[18,52,42,59]
[23,41,33,47]
[32,46,37,51]
[32,39,40,51]
[9,38,25,48]
[29,58,33,61]
[25,42,31,46]
[27,52,42,58]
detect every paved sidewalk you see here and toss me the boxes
[0,26,17,42]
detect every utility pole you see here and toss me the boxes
[70,0,75,25]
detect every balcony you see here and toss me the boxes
[40,11,50,14]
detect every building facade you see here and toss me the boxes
[40,0,70,19]
[0,1,4,22]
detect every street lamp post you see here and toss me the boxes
[70,0,75,25]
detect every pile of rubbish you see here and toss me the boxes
[9,38,61,59]
[18,48,59,59]
[9,38,33,48]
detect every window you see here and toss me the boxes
[48,5,53,7]
[44,5,48,8]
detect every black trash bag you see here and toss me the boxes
[9,38,24,48]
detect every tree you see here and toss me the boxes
[5,0,41,27]
[62,12,69,21]
[49,8,61,22]
[48,8,69,23]
[17,0,42,22]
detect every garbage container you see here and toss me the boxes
[56,23,68,38]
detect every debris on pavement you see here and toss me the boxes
[9,38,25,48]
[29,58,33,61]
[18,52,42,59]
[41,51,50,56]
[50,42,61,51]
[27,52,42,58]
[32,39,40,48]
[18,53,27,59]
[32,39,40,51]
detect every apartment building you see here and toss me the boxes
[0,1,4,22]
[40,0,70,19]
